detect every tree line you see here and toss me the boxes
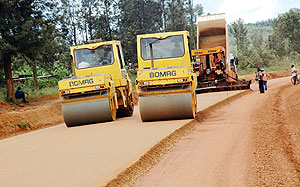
[0,0,203,100]
[229,8,300,71]
[1,0,300,100]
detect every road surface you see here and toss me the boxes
[0,90,243,187]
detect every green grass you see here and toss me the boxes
[0,88,5,100]
[128,71,137,86]
[12,121,31,129]
[23,86,58,98]
[237,58,292,76]
[0,86,58,101]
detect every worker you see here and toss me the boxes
[256,68,264,93]
[219,60,225,73]
[213,53,220,68]
[15,87,28,103]
[261,69,268,90]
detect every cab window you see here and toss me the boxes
[74,45,114,69]
[141,35,185,60]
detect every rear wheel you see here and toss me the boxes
[291,76,299,85]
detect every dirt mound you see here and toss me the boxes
[0,94,63,140]
[239,69,291,81]
[268,70,291,79]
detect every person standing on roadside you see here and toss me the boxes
[261,69,268,91]
[256,68,264,93]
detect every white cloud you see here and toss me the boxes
[219,0,280,23]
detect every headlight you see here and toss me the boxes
[95,85,105,89]
[177,79,184,82]
[143,81,149,85]
[61,90,70,95]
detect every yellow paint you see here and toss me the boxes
[136,31,197,95]
[70,40,126,88]
[136,31,192,70]
[191,46,225,57]
[58,40,131,113]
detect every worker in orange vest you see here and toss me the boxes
[261,69,268,90]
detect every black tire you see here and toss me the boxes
[291,76,298,85]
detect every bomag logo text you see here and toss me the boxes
[149,70,176,78]
[69,78,94,87]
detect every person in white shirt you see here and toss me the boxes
[291,64,299,85]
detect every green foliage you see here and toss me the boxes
[13,121,31,129]
[128,71,137,86]
[228,18,248,53]
[22,86,58,98]
[166,0,186,31]
[273,8,300,53]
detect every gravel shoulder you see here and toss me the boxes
[133,77,300,186]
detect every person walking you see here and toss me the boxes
[15,87,28,103]
[256,68,264,93]
[261,69,268,90]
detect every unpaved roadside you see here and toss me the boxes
[0,95,63,139]
[248,81,300,186]
[133,77,300,186]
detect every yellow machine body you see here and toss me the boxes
[136,31,197,121]
[192,46,250,92]
[58,40,134,127]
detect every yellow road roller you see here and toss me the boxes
[136,31,197,122]
[58,40,134,127]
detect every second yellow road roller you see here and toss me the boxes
[136,31,197,122]
[58,40,134,127]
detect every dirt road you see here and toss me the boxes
[0,90,242,187]
[133,77,300,186]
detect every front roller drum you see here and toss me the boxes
[62,98,116,127]
[139,93,196,122]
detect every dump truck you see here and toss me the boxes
[58,40,134,127]
[136,31,197,122]
[192,13,250,92]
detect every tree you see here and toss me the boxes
[272,8,300,53]
[60,0,80,46]
[229,18,248,54]
[0,0,60,98]
[117,0,162,65]
[186,1,203,49]
[165,0,186,31]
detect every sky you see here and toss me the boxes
[194,0,300,23]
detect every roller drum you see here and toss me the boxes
[139,93,195,122]
[62,99,114,127]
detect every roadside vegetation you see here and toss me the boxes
[229,9,300,73]
[0,1,299,101]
